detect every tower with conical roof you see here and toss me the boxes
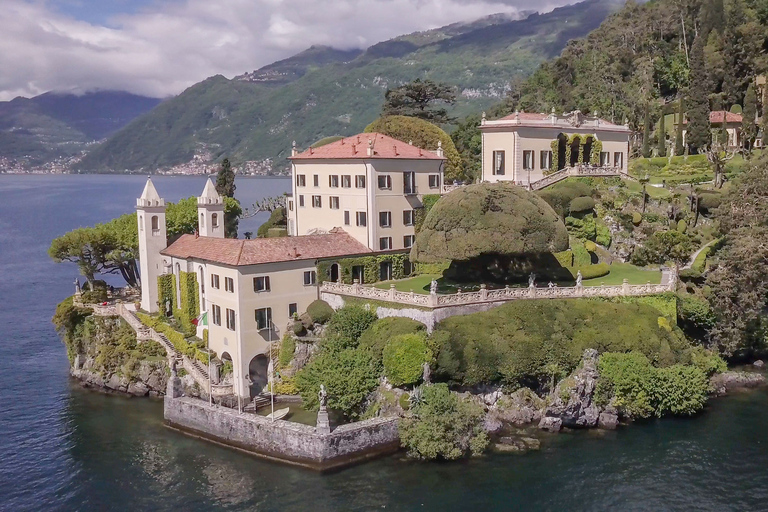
[198,178,225,238]
[136,178,167,312]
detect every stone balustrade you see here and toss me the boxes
[321,269,677,310]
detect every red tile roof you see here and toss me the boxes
[161,230,372,266]
[710,110,743,124]
[290,133,444,160]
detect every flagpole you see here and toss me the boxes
[208,329,212,408]
[269,319,274,422]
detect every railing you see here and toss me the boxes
[530,165,628,191]
[321,269,677,309]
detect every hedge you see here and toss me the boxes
[383,333,432,386]
[307,300,334,324]
[326,305,378,348]
[569,196,596,214]
[359,317,426,360]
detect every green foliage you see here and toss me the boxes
[52,296,93,363]
[364,116,464,182]
[687,35,711,153]
[572,263,610,280]
[306,300,334,324]
[136,312,207,364]
[571,243,592,267]
[565,214,596,241]
[359,317,426,360]
[399,384,489,460]
[317,252,412,285]
[677,219,688,234]
[632,212,643,226]
[630,230,694,266]
[257,207,287,238]
[569,196,595,214]
[537,181,594,218]
[157,274,176,311]
[687,345,727,376]
[414,194,441,233]
[584,240,597,253]
[172,271,199,336]
[215,158,236,198]
[434,299,689,388]
[451,114,481,182]
[311,136,343,148]
[382,333,432,386]
[295,347,381,419]
[326,305,378,348]
[553,250,573,267]
[399,393,411,411]
[81,289,107,304]
[414,260,450,276]
[596,352,708,419]
[382,79,457,124]
[413,182,568,263]
[278,335,296,368]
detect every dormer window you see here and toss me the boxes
[212,213,219,228]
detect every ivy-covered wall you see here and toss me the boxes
[414,194,441,234]
[317,252,414,285]
[157,274,176,312]
[174,271,200,335]
[548,134,603,174]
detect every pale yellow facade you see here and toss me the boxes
[480,111,631,185]
[288,158,444,251]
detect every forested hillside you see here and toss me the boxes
[76,0,619,173]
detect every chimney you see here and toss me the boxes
[393,144,398,156]
[292,247,299,258]
[357,135,361,144]
[352,143,357,154]
[291,140,297,157]
[340,138,344,144]
[367,138,374,157]
[309,147,314,155]
[419,148,423,157]
[436,141,444,158]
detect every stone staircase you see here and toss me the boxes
[243,394,272,412]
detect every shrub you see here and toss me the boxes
[677,219,688,234]
[596,222,612,247]
[569,196,596,214]
[257,207,287,238]
[553,250,573,267]
[359,317,426,360]
[571,243,592,267]
[653,365,708,415]
[292,320,306,336]
[570,263,610,280]
[632,212,643,226]
[399,393,411,410]
[584,240,597,253]
[137,340,166,358]
[307,300,334,324]
[326,305,377,348]
[383,333,432,386]
[295,347,381,419]
[686,345,727,376]
[81,289,108,303]
[677,294,716,330]
[630,230,693,266]
[278,335,296,368]
[399,384,489,460]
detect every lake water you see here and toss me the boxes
[1,174,768,511]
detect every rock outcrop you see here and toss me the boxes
[710,371,766,396]
[540,349,600,429]
[72,355,168,397]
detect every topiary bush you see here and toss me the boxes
[358,317,426,361]
[326,305,378,348]
[569,196,596,215]
[383,333,432,386]
[677,219,688,234]
[632,212,643,226]
[570,263,610,280]
[307,299,334,324]
[399,383,489,460]
[584,240,597,253]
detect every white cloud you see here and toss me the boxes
[0,0,574,101]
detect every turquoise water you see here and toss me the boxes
[1,174,768,511]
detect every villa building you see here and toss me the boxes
[479,110,631,186]
[286,132,445,252]
[682,110,744,149]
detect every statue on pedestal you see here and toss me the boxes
[316,384,331,434]
[576,270,583,287]
[430,280,438,294]
[422,362,432,384]
[529,273,536,288]
[318,384,328,409]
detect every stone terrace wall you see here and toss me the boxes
[164,396,399,470]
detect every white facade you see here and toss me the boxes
[197,178,225,238]
[136,179,167,313]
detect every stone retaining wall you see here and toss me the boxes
[164,395,400,471]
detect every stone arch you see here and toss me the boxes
[248,354,269,396]
[151,215,159,231]
[221,352,232,362]
[583,135,594,165]
[569,135,581,166]
[212,213,219,228]
[330,263,340,283]
[556,133,568,171]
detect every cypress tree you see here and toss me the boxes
[657,109,667,157]
[742,81,757,151]
[675,97,685,156]
[721,0,749,107]
[215,158,239,238]
[687,35,712,153]
[642,108,652,158]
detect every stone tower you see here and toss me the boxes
[136,178,167,313]
[198,178,225,238]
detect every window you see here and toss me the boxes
[355,175,366,188]
[313,175,319,187]
[329,175,339,188]
[200,213,204,229]
[211,274,220,289]
[352,265,365,283]
[403,259,413,276]
[253,276,270,292]
[296,174,306,187]
[379,211,391,228]
[429,174,440,189]
[341,175,351,188]
[379,260,392,281]
[299,195,305,207]
[523,150,534,170]
[330,196,340,209]
[255,307,272,330]
[212,304,221,326]
[600,152,610,166]
[344,211,350,225]
[403,171,416,194]
[288,200,294,211]
[404,235,415,248]
[224,277,234,292]
[289,303,298,318]
[226,308,236,330]
[151,215,159,231]
[303,270,317,286]
[614,152,624,168]
[356,211,367,227]
[312,195,322,208]
[139,215,143,231]
[378,175,392,189]
[379,237,393,250]
[540,151,552,170]
[212,213,219,228]
[403,210,415,226]
[493,150,505,175]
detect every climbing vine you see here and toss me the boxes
[549,139,559,175]
[590,139,603,165]
[157,274,176,312]
[175,271,199,335]
[317,253,413,285]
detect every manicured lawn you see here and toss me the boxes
[583,263,661,286]
[624,179,672,199]
[375,274,439,294]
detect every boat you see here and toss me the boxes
[265,407,290,421]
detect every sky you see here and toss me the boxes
[0,0,577,101]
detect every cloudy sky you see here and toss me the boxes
[0,0,574,101]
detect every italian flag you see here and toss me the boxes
[192,311,208,327]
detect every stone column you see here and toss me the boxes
[167,359,184,399]
[622,278,630,296]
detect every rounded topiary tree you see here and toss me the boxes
[383,333,432,386]
[364,115,465,182]
[411,183,568,282]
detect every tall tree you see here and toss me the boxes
[215,158,239,238]
[676,97,686,156]
[699,0,725,36]
[642,107,652,158]
[721,0,751,107]
[657,109,667,157]
[382,79,457,124]
[687,35,712,153]
[742,80,758,152]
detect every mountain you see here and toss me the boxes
[77,0,620,174]
[0,91,161,166]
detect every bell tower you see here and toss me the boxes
[198,178,225,238]
[136,178,167,313]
